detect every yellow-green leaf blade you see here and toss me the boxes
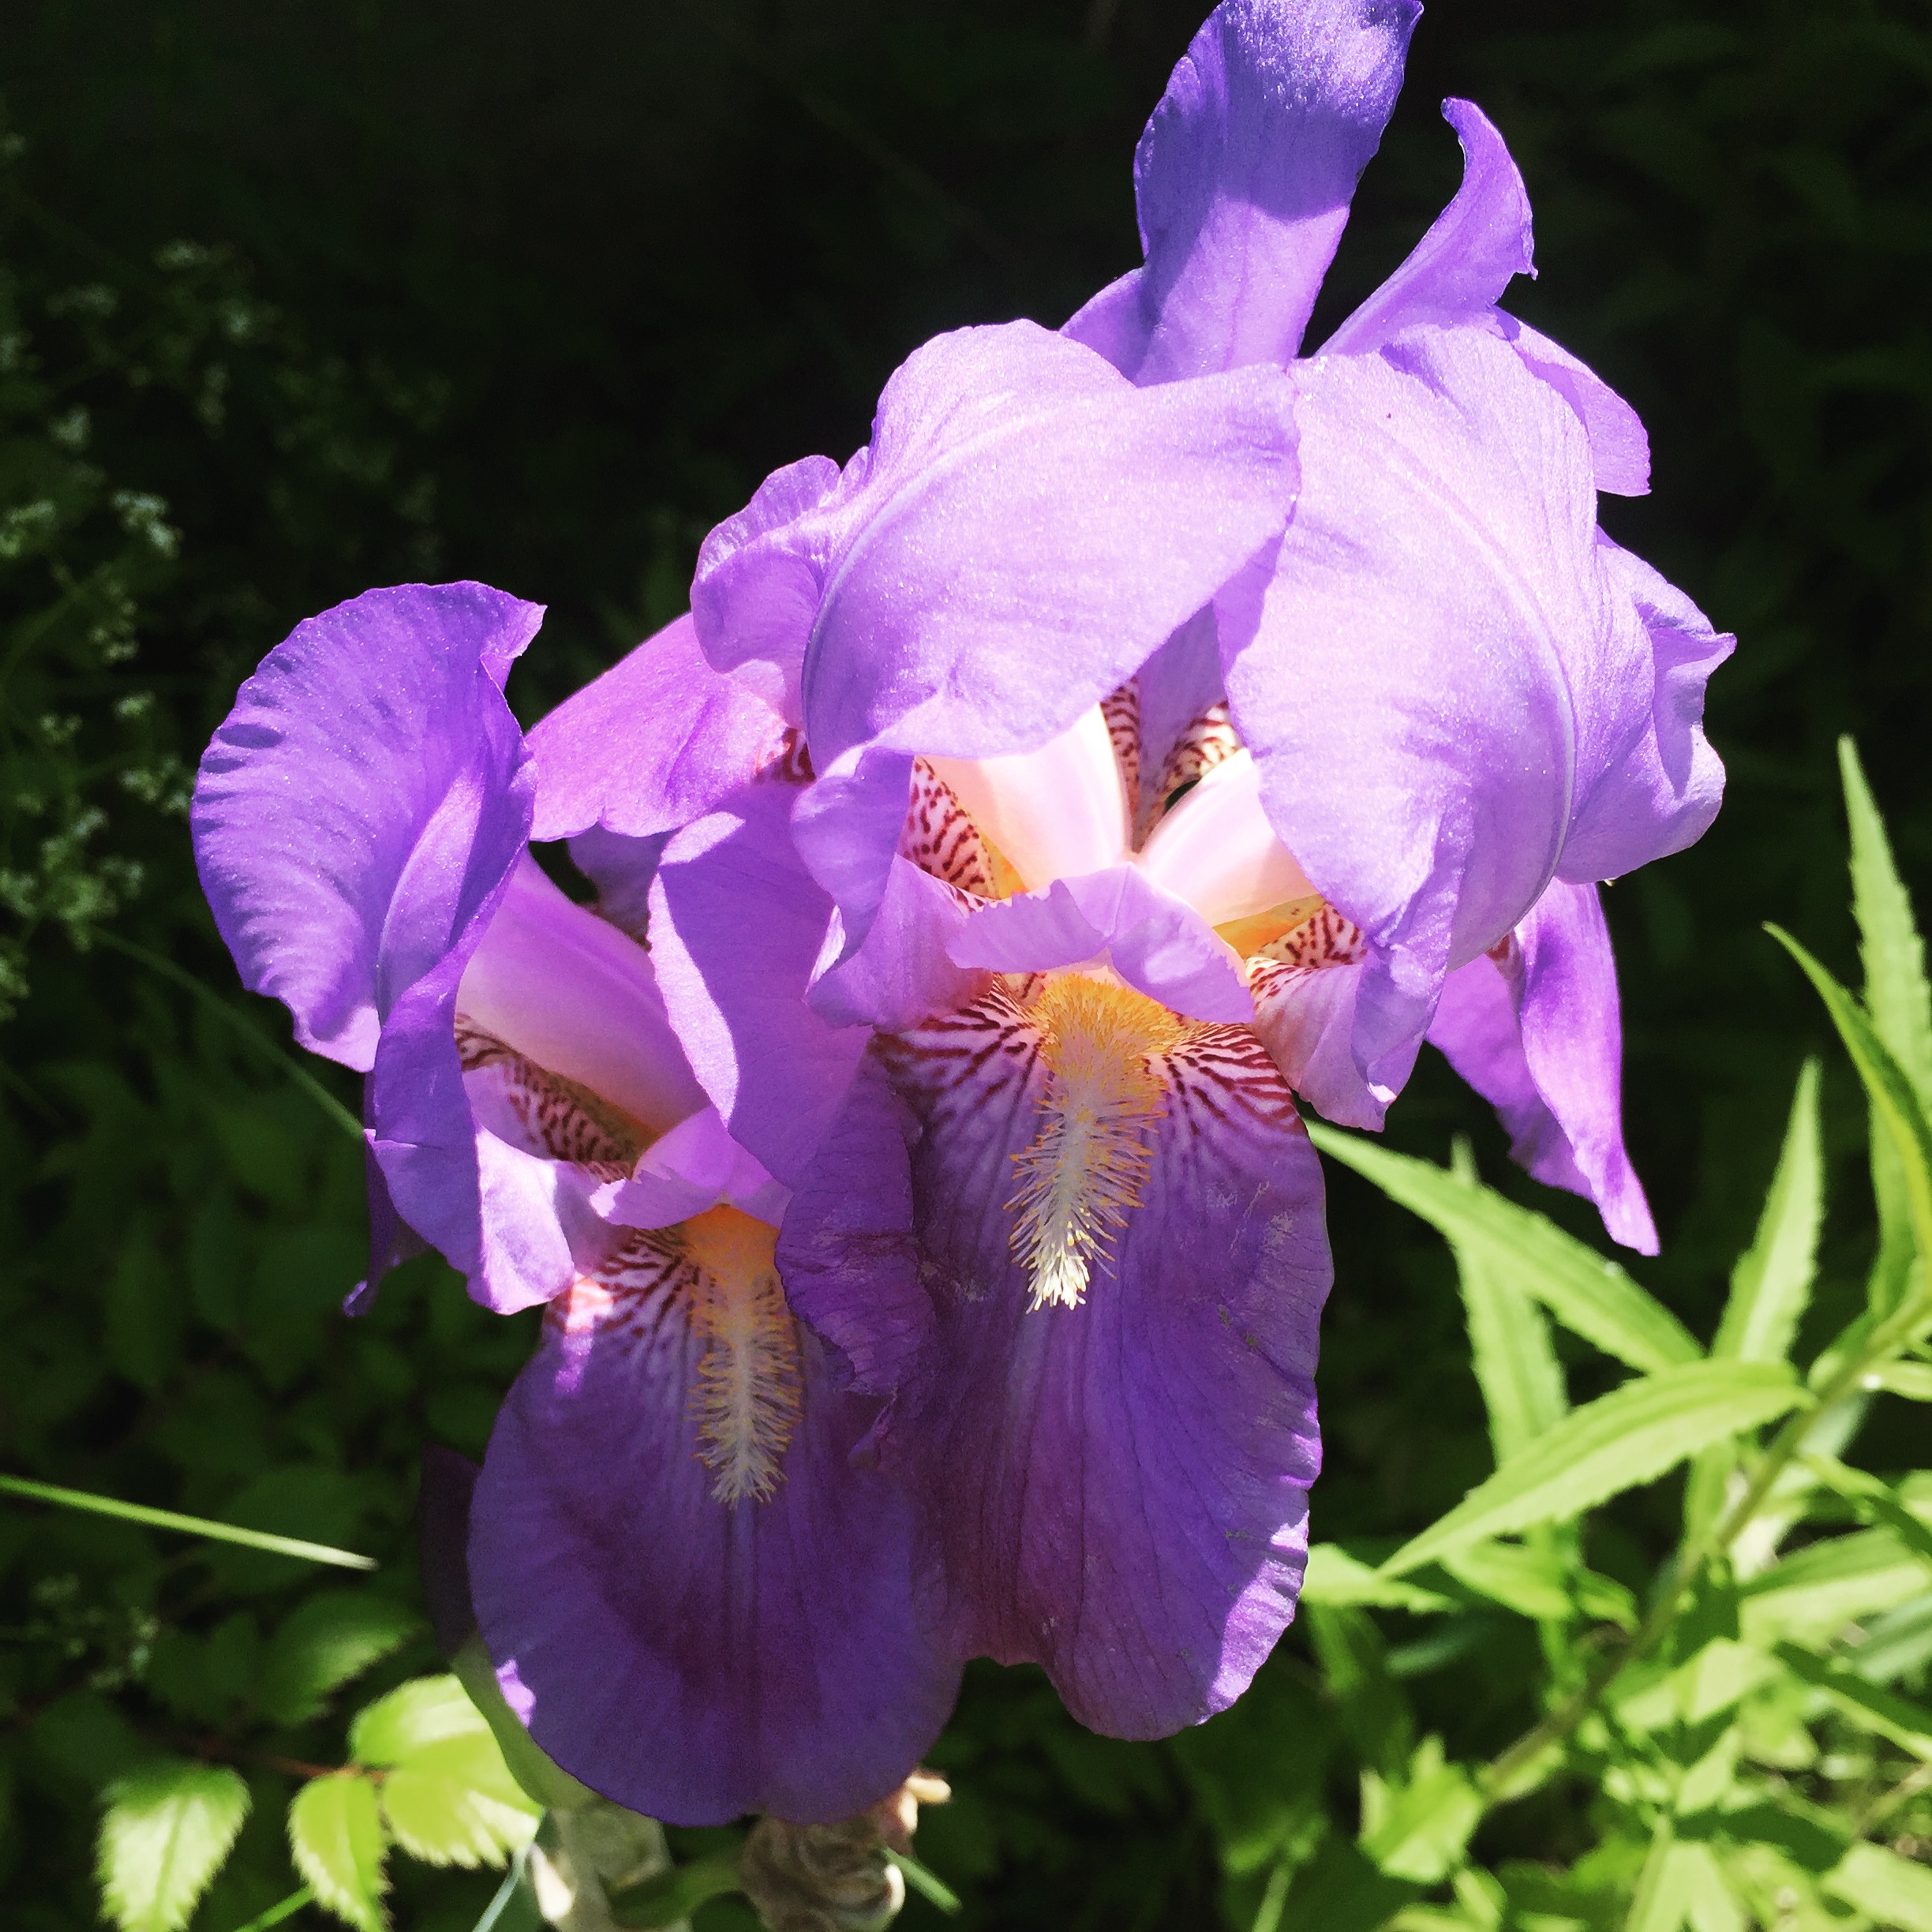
[288,1773,387,1932]
[96,1760,250,1932]
[1381,1362,1806,1578]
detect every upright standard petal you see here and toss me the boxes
[780,998,1331,1739]
[1065,0,1420,381]
[1226,328,1601,1096]
[1427,878,1657,1252]
[526,612,792,844]
[471,1219,960,1825]
[193,582,542,1068]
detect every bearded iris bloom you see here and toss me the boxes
[192,582,960,1823]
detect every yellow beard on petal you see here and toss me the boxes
[1008,975,1187,1312]
[681,1207,803,1505]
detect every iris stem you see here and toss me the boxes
[886,1847,962,1915]
[227,1887,313,1932]
[0,1473,376,1570]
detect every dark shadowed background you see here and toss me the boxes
[0,2,1926,1926]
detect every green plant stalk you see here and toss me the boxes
[225,1886,313,1932]
[0,1473,376,1568]
[1478,1285,1928,1800]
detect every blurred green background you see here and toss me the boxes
[0,1,1925,1926]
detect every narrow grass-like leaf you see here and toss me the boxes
[1309,1124,1700,1374]
[1449,1139,1567,1464]
[0,1473,376,1569]
[288,1774,387,1932]
[1801,1454,1932,1568]
[1863,1359,1932,1401]
[1716,1059,1824,1364]
[230,1889,313,1932]
[1301,1544,1454,1615]
[1773,1642,1932,1760]
[886,1848,963,1915]
[1381,1362,1806,1578]
[96,1761,249,1932]
[1768,927,1932,1279]
[1842,739,1932,1101]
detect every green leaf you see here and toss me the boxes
[256,1590,421,1726]
[608,1854,747,1929]
[349,1675,485,1765]
[1863,1358,1932,1401]
[1715,1059,1824,1365]
[376,1735,537,1868]
[1301,1545,1454,1615]
[1801,1453,1932,1569]
[1309,1123,1701,1375]
[287,1773,387,1932]
[1448,1139,1567,1465]
[1773,1642,1932,1760]
[1739,1526,1932,1645]
[1440,1540,1636,1631]
[1842,737,1932,1321]
[1382,1363,1807,1578]
[1824,1840,1932,1932]
[1768,925,1932,1288]
[1359,1763,1481,1884]
[1624,1816,1686,1932]
[96,1760,250,1932]
[447,1635,596,1814]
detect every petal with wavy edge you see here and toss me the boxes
[594,1106,791,1231]
[527,612,791,844]
[1226,327,1600,1096]
[649,785,868,1188]
[1065,0,1419,380]
[471,1236,960,1825]
[1500,316,1652,497]
[1427,879,1657,1252]
[780,1002,1330,1738]
[193,582,541,1069]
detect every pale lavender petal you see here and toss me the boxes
[1427,878,1655,1252]
[808,856,988,1034]
[1249,952,1414,1129]
[1321,99,1533,355]
[526,612,791,843]
[193,582,541,1068]
[564,822,665,941]
[1226,327,1601,1096]
[1075,0,1419,382]
[1557,538,1732,882]
[595,1106,790,1231]
[648,784,867,1188]
[1130,606,1226,825]
[1498,316,1652,497]
[780,1009,1331,1738]
[948,870,1253,1024]
[472,1263,960,1824]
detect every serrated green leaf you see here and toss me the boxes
[1301,1545,1454,1615]
[1448,1140,1567,1465]
[349,1675,484,1766]
[256,1591,421,1726]
[376,1735,537,1869]
[1739,1527,1931,1645]
[1825,1840,1932,1932]
[1773,1642,1932,1760]
[288,1773,386,1932]
[1382,1363,1806,1578]
[1802,1453,1932,1568]
[1360,1763,1481,1884]
[1842,739,1932,1321]
[96,1759,249,1932]
[1309,1124,1701,1375]
[1440,1540,1635,1631]
[1717,1060,1824,1365]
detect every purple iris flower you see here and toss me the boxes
[538,0,1730,1741]
[192,582,960,1824]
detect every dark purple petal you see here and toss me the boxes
[1226,327,1603,1096]
[1427,879,1657,1252]
[1065,0,1420,381]
[781,1006,1331,1738]
[649,784,868,1188]
[1321,99,1533,355]
[471,1243,960,1825]
[949,869,1253,1024]
[1557,538,1732,883]
[526,612,792,844]
[193,582,541,1069]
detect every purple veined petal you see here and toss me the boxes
[1226,325,1604,1091]
[193,582,542,1069]
[1131,606,1226,825]
[1321,99,1534,356]
[1497,316,1652,498]
[649,784,869,1188]
[948,870,1254,1024]
[1558,537,1732,885]
[1136,748,1316,923]
[788,321,1297,769]
[471,1221,962,1825]
[526,611,792,844]
[1427,878,1657,1252]
[1067,0,1420,383]
[929,706,1129,893]
[594,1106,791,1231]
[689,456,845,722]
[456,854,705,1134]
[779,995,1331,1739]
